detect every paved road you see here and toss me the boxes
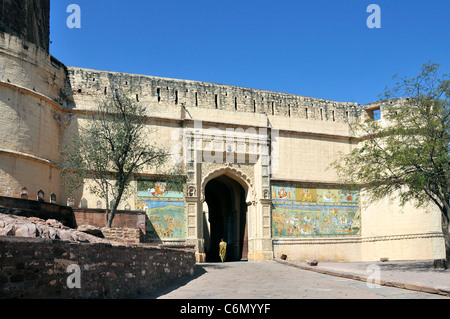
[146,261,449,299]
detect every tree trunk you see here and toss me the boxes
[105,187,124,229]
[442,214,450,268]
[105,209,112,229]
[106,209,115,229]
[106,203,121,229]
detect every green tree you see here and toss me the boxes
[62,90,183,228]
[332,63,450,266]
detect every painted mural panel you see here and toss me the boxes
[135,180,186,239]
[272,184,361,238]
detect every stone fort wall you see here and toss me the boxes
[67,67,360,122]
[0,0,446,263]
[0,30,67,205]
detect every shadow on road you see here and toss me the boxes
[142,262,243,299]
[141,264,210,299]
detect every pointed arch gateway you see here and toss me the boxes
[200,166,255,262]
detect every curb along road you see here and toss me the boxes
[274,258,450,298]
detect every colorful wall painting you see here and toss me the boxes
[135,180,186,239]
[272,184,361,238]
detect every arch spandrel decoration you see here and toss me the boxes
[200,165,256,206]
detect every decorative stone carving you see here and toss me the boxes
[37,190,44,202]
[20,188,28,200]
[67,198,75,207]
[187,185,197,197]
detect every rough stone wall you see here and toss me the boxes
[73,208,146,230]
[0,0,50,52]
[0,196,77,228]
[67,67,361,123]
[101,228,142,245]
[0,236,196,299]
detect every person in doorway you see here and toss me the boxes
[219,238,227,262]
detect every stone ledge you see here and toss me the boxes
[0,235,196,299]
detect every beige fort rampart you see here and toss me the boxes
[0,26,445,262]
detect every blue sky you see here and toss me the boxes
[50,1,450,105]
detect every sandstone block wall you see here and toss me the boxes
[73,208,146,229]
[0,236,196,299]
[101,228,142,245]
[0,0,50,52]
[67,67,360,123]
[0,196,76,228]
[0,32,68,204]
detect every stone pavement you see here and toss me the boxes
[275,258,450,297]
[144,260,450,299]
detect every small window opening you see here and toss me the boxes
[272,102,275,115]
[104,87,107,95]
[136,94,139,102]
[215,94,218,109]
[235,97,238,111]
[332,110,335,122]
[320,109,323,121]
[373,109,381,120]
[195,92,198,107]
[253,100,256,113]
[305,108,308,119]
[366,106,381,121]
[157,88,161,103]
[175,90,179,105]
[288,104,291,117]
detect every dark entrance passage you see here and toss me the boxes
[204,175,248,262]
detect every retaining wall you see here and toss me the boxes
[0,236,196,299]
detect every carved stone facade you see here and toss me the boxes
[0,0,446,262]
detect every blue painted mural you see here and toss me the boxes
[135,180,186,239]
[272,184,361,238]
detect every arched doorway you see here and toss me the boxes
[204,175,248,262]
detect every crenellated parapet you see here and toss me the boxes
[67,67,361,124]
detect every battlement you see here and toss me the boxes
[67,67,361,123]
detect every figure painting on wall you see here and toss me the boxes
[219,239,227,262]
[136,179,186,240]
[271,184,361,238]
